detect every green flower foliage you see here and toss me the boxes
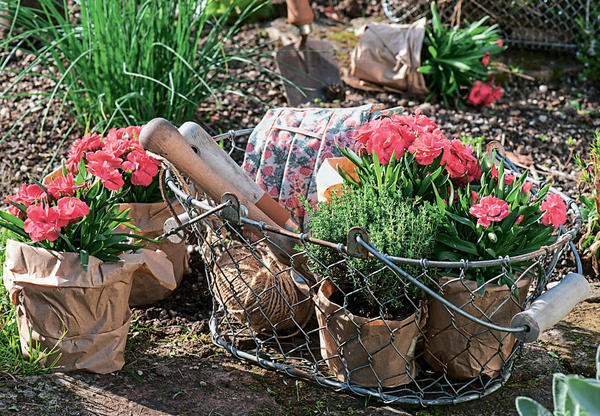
[418,2,504,107]
[304,186,444,310]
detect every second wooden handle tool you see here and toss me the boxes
[178,121,298,232]
[139,118,296,261]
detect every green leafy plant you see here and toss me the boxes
[575,3,600,85]
[515,345,600,416]
[205,0,275,23]
[0,0,275,131]
[437,157,556,287]
[575,130,600,274]
[1,162,152,269]
[304,185,444,311]
[335,110,567,290]
[418,2,504,107]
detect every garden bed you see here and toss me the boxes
[1,10,600,416]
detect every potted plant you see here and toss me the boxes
[418,2,505,107]
[46,126,187,306]
[1,163,167,373]
[330,109,568,380]
[305,185,444,388]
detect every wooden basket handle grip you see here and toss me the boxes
[511,273,590,343]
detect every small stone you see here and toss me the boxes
[418,102,433,115]
[199,381,207,387]
[169,309,178,318]
[539,85,548,93]
[22,389,36,400]
[137,370,143,376]
[538,114,548,123]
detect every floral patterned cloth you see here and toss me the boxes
[242,105,401,230]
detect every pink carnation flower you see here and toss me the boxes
[469,196,510,227]
[541,193,567,229]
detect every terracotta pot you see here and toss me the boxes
[424,274,532,380]
[314,280,426,388]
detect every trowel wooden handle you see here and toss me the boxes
[511,273,590,343]
[286,0,313,26]
[178,121,295,230]
[140,118,280,230]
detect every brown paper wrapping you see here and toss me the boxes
[118,202,189,306]
[43,168,188,306]
[424,275,532,380]
[3,240,174,373]
[314,280,426,388]
[346,18,428,95]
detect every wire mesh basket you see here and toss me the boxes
[381,0,598,50]
[160,128,583,405]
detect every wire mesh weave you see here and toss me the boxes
[381,0,597,50]
[165,129,581,405]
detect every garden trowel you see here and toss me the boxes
[276,0,342,106]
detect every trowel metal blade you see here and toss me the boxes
[275,38,341,106]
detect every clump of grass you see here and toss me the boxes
[0,228,57,375]
[0,0,277,132]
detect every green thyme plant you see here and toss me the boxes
[304,186,444,311]
[515,345,600,416]
[418,2,504,107]
[0,0,275,131]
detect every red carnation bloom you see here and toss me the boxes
[122,149,161,186]
[482,52,491,67]
[490,165,515,185]
[7,184,47,218]
[521,182,533,194]
[442,139,482,185]
[354,117,414,164]
[24,205,66,242]
[496,38,504,47]
[469,195,510,227]
[86,150,124,191]
[467,80,503,107]
[56,197,90,221]
[541,193,567,229]
[66,133,102,172]
[46,174,87,198]
[408,131,450,166]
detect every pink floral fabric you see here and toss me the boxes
[242,105,401,230]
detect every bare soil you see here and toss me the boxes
[1,5,600,416]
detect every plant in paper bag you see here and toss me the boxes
[418,2,505,107]
[337,110,567,289]
[1,163,150,269]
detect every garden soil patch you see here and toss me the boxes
[1,8,600,416]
